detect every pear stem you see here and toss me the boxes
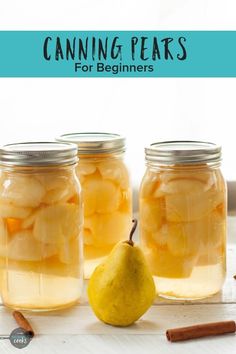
[126,219,137,246]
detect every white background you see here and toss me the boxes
[0,0,235,189]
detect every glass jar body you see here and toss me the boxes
[139,163,226,300]
[0,165,83,311]
[77,153,132,278]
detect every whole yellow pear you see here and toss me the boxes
[87,219,156,326]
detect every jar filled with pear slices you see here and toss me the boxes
[139,141,227,300]
[0,142,83,311]
[57,133,132,279]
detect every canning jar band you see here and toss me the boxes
[145,140,222,166]
[56,132,126,155]
[0,142,78,167]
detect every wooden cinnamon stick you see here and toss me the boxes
[166,320,236,342]
[12,311,34,337]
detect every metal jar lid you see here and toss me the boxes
[145,141,222,165]
[56,132,126,155]
[0,142,78,167]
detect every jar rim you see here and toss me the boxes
[145,140,222,165]
[56,132,126,155]
[0,142,78,167]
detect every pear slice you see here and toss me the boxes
[22,210,38,229]
[0,203,32,219]
[165,191,209,222]
[37,173,77,204]
[144,245,197,279]
[7,230,57,261]
[77,161,97,176]
[33,203,80,244]
[84,212,131,247]
[199,210,226,254]
[140,170,161,198]
[146,224,168,248]
[58,235,82,265]
[83,176,121,216]
[0,176,45,208]
[140,198,165,232]
[0,218,8,257]
[166,221,201,257]
[98,159,129,189]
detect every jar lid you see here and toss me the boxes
[145,141,222,165]
[56,132,125,155]
[0,142,78,167]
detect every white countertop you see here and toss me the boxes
[1,217,236,354]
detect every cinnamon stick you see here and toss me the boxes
[166,320,236,342]
[12,311,34,337]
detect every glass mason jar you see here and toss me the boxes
[57,133,132,279]
[0,142,83,311]
[139,141,227,300]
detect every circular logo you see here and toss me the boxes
[9,327,32,349]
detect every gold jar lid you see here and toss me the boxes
[56,132,125,155]
[145,141,222,165]
[0,142,78,166]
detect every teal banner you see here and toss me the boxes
[0,31,235,77]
